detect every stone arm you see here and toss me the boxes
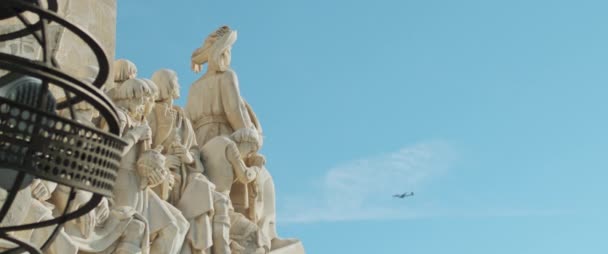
[121,124,151,156]
[220,70,249,131]
[243,99,262,135]
[225,141,257,184]
[189,147,205,174]
[147,106,159,147]
[121,130,141,156]
[97,107,127,133]
[180,113,197,165]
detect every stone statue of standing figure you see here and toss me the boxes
[186,26,255,147]
[148,69,215,254]
[186,25,302,254]
[109,78,189,254]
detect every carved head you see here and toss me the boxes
[231,128,261,159]
[141,79,159,99]
[109,78,150,120]
[191,25,237,73]
[113,59,138,84]
[151,69,180,101]
[141,78,159,117]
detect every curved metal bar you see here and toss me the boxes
[0,0,109,93]
[13,9,43,47]
[0,194,102,233]
[0,232,41,254]
[0,0,58,42]
[0,54,120,134]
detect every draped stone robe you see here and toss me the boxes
[149,103,215,254]
[185,69,253,148]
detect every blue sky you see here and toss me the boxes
[116,0,608,253]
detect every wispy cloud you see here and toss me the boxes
[277,140,567,224]
[278,140,455,223]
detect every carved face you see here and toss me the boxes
[144,95,155,117]
[237,142,258,160]
[125,97,146,120]
[172,76,180,99]
[224,47,232,66]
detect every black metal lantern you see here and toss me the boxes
[0,0,125,253]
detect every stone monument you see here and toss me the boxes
[0,2,304,254]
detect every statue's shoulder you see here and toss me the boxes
[220,68,238,80]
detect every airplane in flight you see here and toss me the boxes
[393,192,414,198]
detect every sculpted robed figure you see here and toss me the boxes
[185,26,254,148]
[186,25,302,254]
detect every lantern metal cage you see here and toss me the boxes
[0,0,125,253]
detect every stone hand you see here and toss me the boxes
[129,124,151,141]
[139,124,152,141]
[247,153,266,167]
[168,171,177,190]
[191,61,202,73]
[165,155,181,170]
[147,167,168,187]
[172,143,194,164]
[244,167,258,183]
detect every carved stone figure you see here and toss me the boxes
[97,58,139,130]
[1,11,306,252]
[51,93,149,254]
[109,78,189,254]
[148,69,215,254]
[201,128,265,254]
[238,104,301,253]
[113,59,138,88]
[140,78,176,201]
[186,26,254,147]
[141,78,159,123]
[245,155,301,253]
[0,184,78,254]
[187,26,303,253]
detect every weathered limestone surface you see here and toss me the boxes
[54,0,116,89]
[51,0,116,97]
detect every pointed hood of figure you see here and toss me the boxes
[191,25,237,73]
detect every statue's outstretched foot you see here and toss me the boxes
[270,238,300,251]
